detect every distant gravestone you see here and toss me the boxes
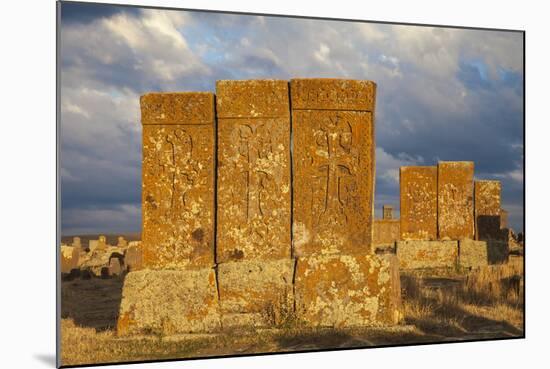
[438,161,475,240]
[72,236,81,250]
[291,78,376,255]
[215,80,291,262]
[500,208,509,229]
[117,236,128,248]
[88,240,99,252]
[124,244,143,272]
[373,219,400,246]
[474,180,502,240]
[141,92,216,269]
[109,257,122,276]
[60,245,79,273]
[98,235,108,250]
[382,205,394,220]
[400,166,438,240]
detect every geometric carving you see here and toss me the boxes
[399,166,438,240]
[291,79,376,256]
[216,80,291,262]
[438,161,475,240]
[141,92,215,269]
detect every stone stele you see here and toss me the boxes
[438,161,475,240]
[216,80,291,262]
[291,79,376,256]
[396,240,458,270]
[294,254,402,327]
[141,92,215,269]
[474,180,502,241]
[117,269,220,336]
[373,219,400,246]
[216,259,295,328]
[400,166,438,241]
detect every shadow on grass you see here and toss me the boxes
[61,274,126,331]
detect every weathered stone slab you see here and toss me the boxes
[396,240,458,270]
[71,236,81,250]
[459,239,488,269]
[117,269,220,336]
[475,180,502,241]
[117,236,128,248]
[141,92,215,270]
[98,235,108,250]
[290,79,376,111]
[88,240,98,252]
[373,219,400,246]
[487,240,510,264]
[294,254,402,327]
[60,245,79,273]
[291,78,376,256]
[125,244,143,272]
[216,80,291,262]
[400,166,438,241]
[382,205,394,220]
[217,259,294,328]
[438,161,475,240]
[500,209,509,229]
[109,257,122,276]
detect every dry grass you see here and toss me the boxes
[60,259,524,366]
[402,261,524,337]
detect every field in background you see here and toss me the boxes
[60,257,524,366]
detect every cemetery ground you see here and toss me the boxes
[60,256,524,366]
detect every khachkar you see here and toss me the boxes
[438,161,475,240]
[400,166,438,240]
[117,79,403,336]
[215,80,294,328]
[216,80,291,262]
[474,180,502,240]
[291,79,402,327]
[118,93,220,336]
[141,93,216,269]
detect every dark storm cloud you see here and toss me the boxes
[59,7,524,234]
[60,2,139,25]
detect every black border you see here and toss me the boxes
[56,1,526,368]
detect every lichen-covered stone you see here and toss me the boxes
[294,254,402,327]
[141,93,215,270]
[438,161,475,240]
[217,259,294,328]
[291,78,376,256]
[373,219,400,246]
[60,245,79,273]
[216,80,291,262]
[117,269,220,336]
[396,240,458,270]
[290,78,376,111]
[400,166,438,240]
[125,244,143,272]
[474,180,502,240]
[459,239,488,269]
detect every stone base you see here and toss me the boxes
[396,240,458,270]
[117,269,221,336]
[487,240,509,264]
[459,239,488,269]
[217,259,295,328]
[294,254,402,328]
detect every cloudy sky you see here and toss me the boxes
[59,2,524,235]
